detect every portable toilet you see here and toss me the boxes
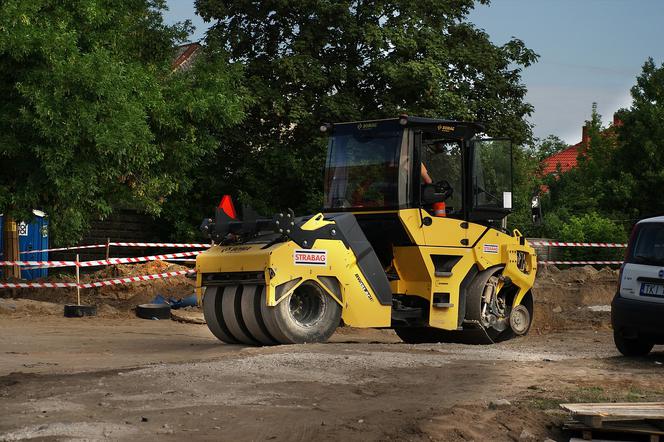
[0,210,49,280]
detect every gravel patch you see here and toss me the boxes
[0,422,137,441]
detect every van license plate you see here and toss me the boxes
[640,283,664,297]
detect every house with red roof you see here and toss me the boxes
[541,113,622,176]
[541,128,588,176]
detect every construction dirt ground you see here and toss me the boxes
[1,264,663,441]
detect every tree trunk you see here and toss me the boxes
[2,215,21,280]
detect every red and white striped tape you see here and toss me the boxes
[1,251,201,268]
[0,281,79,289]
[539,260,623,265]
[18,242,210,255]
[0,260,76,268]
[529,241,627,248]
[79,269,195,288]
[78,251,201,267]
[0,269,195,289]
[109,242,210,248]
[20,244,106,254]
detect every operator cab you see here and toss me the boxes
[322,116,514,224]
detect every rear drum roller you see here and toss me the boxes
[466,267,527,343]
[263,281,341,344]
[260,286,295,344]
[240,285,279,346]
[203,286,239,344]
[220,285,260,345]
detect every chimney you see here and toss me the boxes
[581,125,590,146]
[613,112,623,127]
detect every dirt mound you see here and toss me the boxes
[532,265,617,333]
[83,260,194,307]
[0,298,63,317]
[420,402,564,441]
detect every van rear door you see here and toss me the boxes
[620,222,664,303]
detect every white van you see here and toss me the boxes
[612,215,664,356]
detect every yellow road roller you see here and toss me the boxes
[196,116,537,345]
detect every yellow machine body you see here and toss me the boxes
[196,208,536,332]
[196,117,537,345]
[197,214,392,328]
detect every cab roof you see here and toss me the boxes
[330,116,485,140]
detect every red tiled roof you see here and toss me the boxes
[541,142,584,175]
[171,43,201,72]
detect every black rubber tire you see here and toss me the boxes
[269,281,341,344]
[260,287,294,345]
[221,285,260,345]
[135,303,171,320]
[466,266,516,340]
[64,304,97,318]
[509,304,531,336]
[614,330,654,357]
[203,286,239,344]
[239,284,278,345]
[466,267,500,323]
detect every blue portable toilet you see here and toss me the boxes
[0,210,49,280]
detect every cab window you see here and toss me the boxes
[421,139,463,215]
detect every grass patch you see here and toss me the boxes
[528,397,562,410]
[569,386,609,403]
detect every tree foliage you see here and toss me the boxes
[195,0,538,215]
[537,58,664,244]
[530,135,568,161]
[612,58,664,219]
[0,0,246,244]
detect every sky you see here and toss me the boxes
[164,0,664,145]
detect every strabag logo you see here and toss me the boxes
[483,244,499,254]
[294,249,327,266]
[354,273,374,302]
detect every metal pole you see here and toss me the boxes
[76,254,80,306]
[105,238,110,260]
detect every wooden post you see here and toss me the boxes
[2,215,21,280]
[105,237,110,260]
[76,254,80,306]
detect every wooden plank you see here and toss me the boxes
[561,403,664,420]
[565,419,664,436]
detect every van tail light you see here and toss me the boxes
[617,262,625,293]
[624,223,639,263]
[617,224,639,294]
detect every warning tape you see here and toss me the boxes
[79,269,195,288]
[539,261,623,265]
[0,281,79,289]
[0,260,76,268]
[0,269,195,289]
[19,242,210,255]
[109,242,210,248]
[78,251,201,268]
[529,241,627,248]
[1,251,201,268]
[20,244,106,254]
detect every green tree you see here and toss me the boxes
[531,59,664,247]
[0,0,246,246]
[195,0,538,214]
[540,104,622,223]
[531,135,568,161]
[612,58,664,219]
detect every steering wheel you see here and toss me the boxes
[434,179,453,201]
